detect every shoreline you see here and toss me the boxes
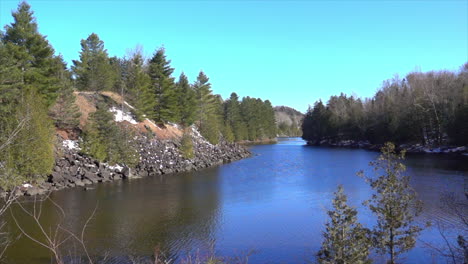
[304,139,468,155]
[6,136,251,197]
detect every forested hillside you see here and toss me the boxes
[0,2,276,189]
[302,65,468,147]
[274,106,303,137]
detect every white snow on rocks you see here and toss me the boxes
[191,126,212,146]
[108,164,123,172]
[63,140,80,150]
[109,107,137,124]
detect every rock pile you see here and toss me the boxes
[11,134,251,197]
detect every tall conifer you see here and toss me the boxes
[148,48,178,123]
[72,33,115,91]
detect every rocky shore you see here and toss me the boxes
[9,131,251,197]
[307,139,468,155]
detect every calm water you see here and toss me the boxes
[4,138,468,263]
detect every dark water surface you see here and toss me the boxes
[4,138,468,263]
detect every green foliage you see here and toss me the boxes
[49,57,80,130]
[1,1,62,106]
[222,123,235,143]
[125,50,155,120]
[179,132,194,159]
[236,96,276,141]
[82,104,139,167]
[176,73,196,126]
[0,3,59,188]
[302,101,331,144]
[72,33,115,91]
[277,121,301,137]
[302,65,468,146]
[359,142,424,264]
[318,185,372,264]
[148,48,178,123]
[3,90,55,180]
[193,71,221,144]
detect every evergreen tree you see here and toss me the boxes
[318,185,371,264]
[176,72,196,126]
[224,92,245,141]
[193,71,219,144]
[1,1,62,106]
[72,33,115,91]
[4,90,55,179]
[179,131,194,159]
[125,51,154,119]
[81,104,114,162]
[222,122,235,143]
[49,56,80,130]
[359,142,424,264]
[148,48,178,123]
[82,103,139,167]
[302,101,330,144]
[262,100,277,138]
[0,3,57,185]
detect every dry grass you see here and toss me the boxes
[73,91,183,140]
[73,92,97,129]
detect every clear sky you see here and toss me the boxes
[1,0,467,112]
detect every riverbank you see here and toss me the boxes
[7,131,251,197]
[306,139,468,155]
[238,138,278,145]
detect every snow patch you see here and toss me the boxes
[168,122,180,129]
[63,140,80,150]
[191,125,213,146]
[108,164,123,172]
[109,107,137,124]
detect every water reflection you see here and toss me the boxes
[4,138,468,264]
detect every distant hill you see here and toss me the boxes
[274,106,304,137]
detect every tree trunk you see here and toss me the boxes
[389,227,395,264]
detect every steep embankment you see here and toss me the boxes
[14,92,250,196]
[274,106,303,137]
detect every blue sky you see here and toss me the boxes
[1,0,467,112]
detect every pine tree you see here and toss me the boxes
[176,73,196,126]
[263,100,277,138]
[1,1,62,106]
[0,2,57,185]
[193,71,219,144]
[125,51,154,119]
[222,122,235,143]
[179,131,194,159]
[359,142,424,264]
[82,103,139,167]
[49,56,81,130]
[224,92,246,141]
[302,101,330,144]
[318,185,372,264]
[4,90,55,179]
[72,33,115,91]
[81,104,114,162]
[148,48,178,123]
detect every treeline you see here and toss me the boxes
[302,65,468,146]
[0,3,276,187]
[71,33,276,144]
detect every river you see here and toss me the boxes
[4,137,468,263]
